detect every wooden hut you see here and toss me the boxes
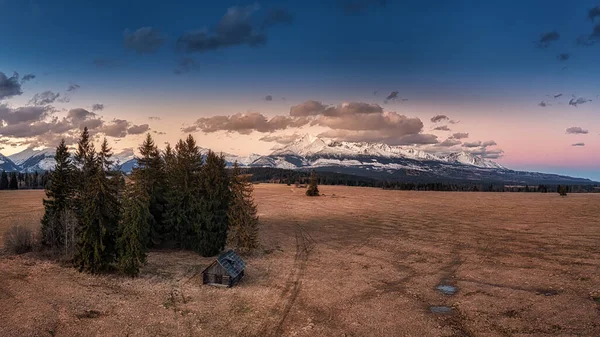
[202,250,246,287]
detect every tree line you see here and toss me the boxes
[41,128,259,276]
[0,171,49,190]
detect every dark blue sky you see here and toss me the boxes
[1,0,599,179]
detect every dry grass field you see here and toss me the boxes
[1,185,599,337]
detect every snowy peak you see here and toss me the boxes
[270,135,503,169]
[9,147,56,166]
[0,153,19,172]
[272,134,328,157]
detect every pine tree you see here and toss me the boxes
[197,150,231,257]
[73,137,121,273]
[306,170,320,196]
[558,185,568,196]
[41,139,75,248]
[164,135,203,248]
[9,172,18,190]
[227,163,259,253]
[117,183,150,276]
[0,170,8,190]
[132,133,166,246]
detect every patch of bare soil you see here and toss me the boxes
[1,186,599,336]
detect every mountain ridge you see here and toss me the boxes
[0,136,596,184]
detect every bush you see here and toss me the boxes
[3,224,34,254]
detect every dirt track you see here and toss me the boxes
[1,186,599,336]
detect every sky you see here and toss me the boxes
[0,0,599,180]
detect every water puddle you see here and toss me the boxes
[436,284,457,295]
[429,306,453,314]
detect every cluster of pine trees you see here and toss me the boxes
[41,128,259,276]
[0,171,19,190]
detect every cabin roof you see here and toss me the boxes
[203,250,246,278]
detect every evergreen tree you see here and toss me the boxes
[0,170,8,190]
[306,170,320,196]
[164,135,203,247]
[41,139,75,248]
[117,183,150,276]
[132,133,166,245]
[197,150,231,256]
[227,163,259,253]
[73,137,121,273]
[558,185,568,197]
[9,172,18,190]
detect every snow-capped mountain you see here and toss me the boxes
[9,148,57,172]
[265,134,504,170]
[0,136,595,184]
[0,154,20,172]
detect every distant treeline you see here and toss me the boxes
[239,167,600,193]
[0,171,50,190]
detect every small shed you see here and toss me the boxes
[202,250,246,287]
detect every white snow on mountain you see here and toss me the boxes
[269,134,505,170]
[8,148,56,166]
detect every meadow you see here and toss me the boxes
[1,186,599,336]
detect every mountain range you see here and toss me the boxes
[1,135,596,185]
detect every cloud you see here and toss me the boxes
[184,112,308,134]
[437,138,462,147]
[568,97,592,107]
[177,5,267,53]
[434,125,450,131]
[318,129,438,145]
[450,132,469,139]
[290,100,328,116]
[576,35,596,46]
[591,23,600,40]
[469,148,504,159]
[572,142,585,147]
[67,83,80,92]
[482,140,497,147]
[430,114,449,123]
[0,71,23,100]
[566,126,588,134]
[152,130,166,135]
[259,133,302,144]
[127,124,150,135]
[173,57,197,75]
[21,74,35,83]
[262,8,294,28]
[463,141,482,148]
[124,27,167,54]
[265,95,273,101]
[384,91,398,103]
[537,31,560,48]
[342,0,387,14]
[590,6,600,21]
[100,119,130,138]
[0,104,49,125]
[29,91,60,106]
[148,116,161,121]
[557,53,569,61]
[91,103,104,111]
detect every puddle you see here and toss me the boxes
[436,285,457,295]
[429,306,453,314]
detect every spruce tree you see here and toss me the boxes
[41,139,75,248]
[9,172,18,190]
[197,150,231,257]
[227,163,259,253]
[132,133,166,245]
[117,183,150,276]
[0,170,8,190]
[306,170,320,196]
[164,135,203,248]
[73,137,121,273]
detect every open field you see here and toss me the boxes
[1,185,599,336]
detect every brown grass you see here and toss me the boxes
[1,186,599,336]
